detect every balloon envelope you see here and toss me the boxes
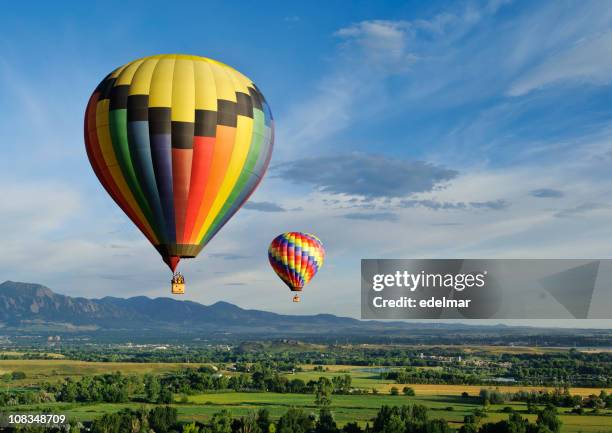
[85,54,274,271]
[268,232,325,291]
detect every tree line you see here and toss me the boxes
[478,387,611,411]
[1,367,357,407]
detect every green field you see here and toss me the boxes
[182,393,612,432]
[291,366,612,397]
[2,359,611,432]
[3,360,609,398]
[7,392,612,432]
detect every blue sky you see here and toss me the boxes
[1,0,612,327]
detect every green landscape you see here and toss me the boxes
[1,343,610,433]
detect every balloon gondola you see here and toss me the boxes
[171,272,185,295]
[84,54,274,293]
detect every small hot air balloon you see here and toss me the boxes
[85,54,274,293]
[268,232,325,302]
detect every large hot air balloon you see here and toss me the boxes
[268,232,325,302]
[85,54,274,293]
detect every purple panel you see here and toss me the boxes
[150,133,176,243]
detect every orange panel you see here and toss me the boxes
[187,125,236,244]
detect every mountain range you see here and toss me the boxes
[1,280,609,345]
[0,280,367,333]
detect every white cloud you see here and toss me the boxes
[0,180,80,234]
[0,178,169,298]
[508,31,612,96]
[275,0,517,161]
[334,20,416,72]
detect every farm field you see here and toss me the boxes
[2,357,611,432]
[5,359,610,397]
[183,392,612,432]
[7,392,612,432]
[292,365,612,397]
[0,359,205,386]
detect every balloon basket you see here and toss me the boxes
[171,282,185,295]
[292,294,301,303]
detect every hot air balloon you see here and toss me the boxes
[84,54,274,294]
[268,232,325,302]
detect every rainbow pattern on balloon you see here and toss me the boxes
[268,232,325,291]
[84,54,274,271]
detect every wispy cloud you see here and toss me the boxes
[276,13,439,159]
[342,212,398,222]
[530,188,564,199]
[554,202,609,218]
[400,199,509,211]
[508,31,612,96]
[334,21,417,73]
[243,201,287,212]
[209,253,250,261]
[0,179,81,234]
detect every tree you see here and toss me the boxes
[402,387,415,396]
[315,377,333,408]
[148,406,178,433]
[463,415,476,425]
[412,404,428,423]
[316,408,338,433]
[536,406,562,433]
[90,408,149,433]
[90,412,121,433]
[144,374,161,403]
[60,379,77,402]
[342,422,363,433]
[133,406,151,433]
[382,414,404,433]
[11,371,26,380]
[208,410,233,433]
[389,387,399,396]
[372,405,396,432]
[257,409,273,433]
[331,375,352,394]
[277,408,314,433]
[233,412,262,433]
[479,421,512,433]
[526,425,552,433]
[472,408,488,423]
[507,412,527,433]
[183,422,201,433]
[425,418,451,433]
[158,387,173,404]
[477,413,528,433]
[458,423,478,433]
[526,402,537,414]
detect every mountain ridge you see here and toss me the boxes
[0,280,363,333]
[1,281,609,343]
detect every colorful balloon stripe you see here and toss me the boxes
[85,54,274,270]
[268,233,325,291]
